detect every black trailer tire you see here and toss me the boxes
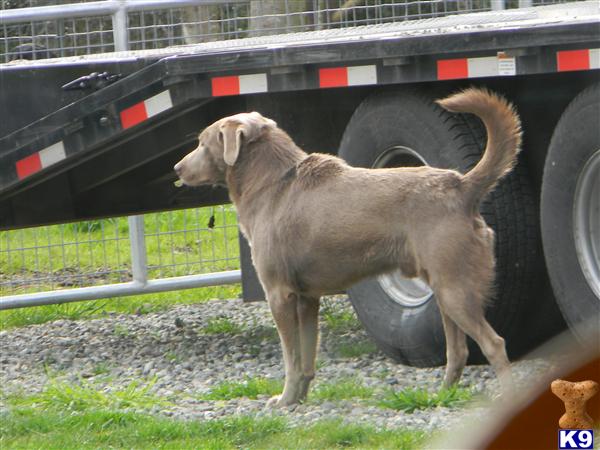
[541,83,600,343]
[338,89,538,367]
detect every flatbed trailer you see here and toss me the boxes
[1,1,598,365]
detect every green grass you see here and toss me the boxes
[321,300,361,332]
[0,377,440,449]
[113,323,131,337]
[378,386,473,413]
[7,377,169,412]
[0,285,241,331]
[311,377,375,402]
[336,340,378,358]
[0,300,108,330]
[0,408,428,450]
[259,419,428,450]
[164,351,182,363]
[91,362,111,376]
[0,408,286,450]
[200,316,244,335]
[199,377,283,401]
[200,376,378,404]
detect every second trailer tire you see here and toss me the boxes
[338,90,539,367]
[541,83,600,343]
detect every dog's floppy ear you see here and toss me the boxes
[220,112,276,166]
[220,121,243,166]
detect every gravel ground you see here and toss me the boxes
[0,296,562,431]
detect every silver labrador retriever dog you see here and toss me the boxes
[174,88,520,407]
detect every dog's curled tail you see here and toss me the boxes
[436,87,522,210]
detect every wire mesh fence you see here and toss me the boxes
[0,206,240,296]
[1,0,582,62]
[2,16,114,60]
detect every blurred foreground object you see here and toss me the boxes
[433,319,599,450]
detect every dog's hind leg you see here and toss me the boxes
[266,289,305,408]
[297,296,320,402]
[440,310,468,388]
[437,286,514,394]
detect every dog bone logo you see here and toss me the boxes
[551,379,599,429]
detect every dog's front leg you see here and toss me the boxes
[297,296,320,402]
[266,290,304,408]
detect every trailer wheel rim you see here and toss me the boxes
[573,148,600,300]
[373,146,434,307]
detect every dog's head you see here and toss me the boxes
[174,112,276,187]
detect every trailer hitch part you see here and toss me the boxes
[62,72,122,91]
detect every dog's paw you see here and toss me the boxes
[266,395,298,409]
[266,395,284,409]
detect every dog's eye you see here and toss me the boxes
[218,131,223,143]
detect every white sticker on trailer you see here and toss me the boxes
[39,141,66,168]
[347,65,377,86]
[239,73,268,94]
[145,90,173,118]
[467,56,500,78]
[590,49,600,69]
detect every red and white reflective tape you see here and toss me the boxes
[437,55,516,80]
[211,73,268,97]
[16,141,66,180]
[120,90,173,129]
[319,65,377,88]
[557,49,600,72]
